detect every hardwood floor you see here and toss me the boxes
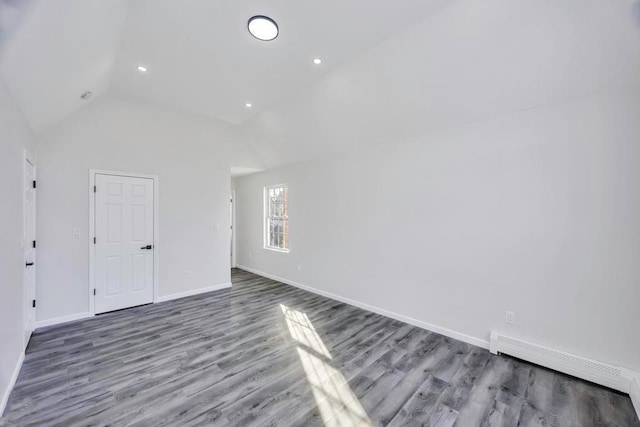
[2,269,638,426]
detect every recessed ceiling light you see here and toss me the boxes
[248,15,278,41]
[313,58,322,65]
[137,66,148,72]
[245,103,252,108]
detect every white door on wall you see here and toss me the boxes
[95,174,154,314]
[230,192,235,268]
[23,158,36,347]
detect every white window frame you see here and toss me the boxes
[264,184,289,253]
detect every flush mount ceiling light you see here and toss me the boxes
[248,15,278,41]
[245,103,253,108]
[313,58,322,65]
[137,65,148,72]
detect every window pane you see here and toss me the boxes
[269,219,276,246]
[283,220,288,249]
[269,195,275,215]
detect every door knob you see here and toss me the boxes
[141,245,153,250]
[25,262,34,267]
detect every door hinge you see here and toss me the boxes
[93,289,96,296]
[32,299,36,308]
[32,240,36,248]
[94,237,97,244]
[94,185,96,193]
[32,180,36,189]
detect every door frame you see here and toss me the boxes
[88,169,159,316]
[231,190,236,268]
[23,149,36,348]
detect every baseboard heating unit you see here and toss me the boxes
[490,331,637,393]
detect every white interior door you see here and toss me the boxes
[23,158,36,347]
[230,191,235,268]
[95,174,154,314]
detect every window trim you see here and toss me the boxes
[263,184,289,253]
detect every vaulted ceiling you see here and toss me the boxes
[0,0,128,132]
[2,0,640,169]
[0,0,448,132]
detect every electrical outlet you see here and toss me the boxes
[505,311,516,325]
[185,270,193,279]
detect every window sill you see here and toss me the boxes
[263,247,290,254]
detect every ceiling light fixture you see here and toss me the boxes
[313,58,322,65]
[137,65,148,72]
[245,103,253,108]
[80,91,92,100]
[248,15,279,41]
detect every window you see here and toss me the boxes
[264,184,289,251]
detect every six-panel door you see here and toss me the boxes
[95,174,154,314]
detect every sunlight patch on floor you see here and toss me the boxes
[280,304,372,426]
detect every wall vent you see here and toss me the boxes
[490,331,636,393]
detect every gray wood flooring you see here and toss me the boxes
[2,269,638,426]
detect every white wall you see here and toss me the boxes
[243,0,640,169]
[35,92,252,322]
[235,85,640,374]
[0,76,35,411]
[236,0,640,376]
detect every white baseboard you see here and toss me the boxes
[236,265,489,350]
[34,283,233,328]
[35,312,92,329]
[1,350,24,416]
[156,282,232,303]
[631,378,640,421]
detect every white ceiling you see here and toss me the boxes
[0,0,128,131]
[0,0,449,133]
[242,0,640,168]
[111,0,450,125]
[1,0,640,169]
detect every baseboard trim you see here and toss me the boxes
[1,350,24,416]
[631,378,640,421]
[35,312,92,329]
[34,283,234,328]
[156,282,232,303]
[236,265,489,350]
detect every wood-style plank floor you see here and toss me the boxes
[2,269,638,426]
